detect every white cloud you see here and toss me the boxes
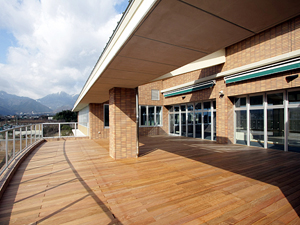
[0,0,126,99]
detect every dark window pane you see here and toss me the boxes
[203,102,210,110]
[149,106,155,126]
[181,105,186,111]
[156,106,162,125]
[174,106,180,112]
[250,95,263,106]
[187,104,193,111]
[195,103,201,110]
[213,101,216,109]
[235,97,246,107]
[267,93,283,105]
[141,106,147,126]
[104,105,109,127]
[289,91,300,104]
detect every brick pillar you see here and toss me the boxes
[215,79,234,144]
[109,87,137,159]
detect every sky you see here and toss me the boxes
[0,0,129,99]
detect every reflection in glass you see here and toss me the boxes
[174,114,180,135]
[250,109,264,147]
[148,106,155,126]
[236,111,247,145]
[174,105,180,112]
[141,106,147,126]
[187,112,193,137]
[195,112,202,138]
[235,97,246,108]
[204,111,211,140]
[213,112,216,141]
[288,108,300,152]
[195,103,201,110]
[187,104,193,111]
[181,112,186,136]
[156,106,162,125]
[267,109,284,150]
[169,114,174,134]
[181,105,186,111]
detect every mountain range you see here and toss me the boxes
[0,91,79,116]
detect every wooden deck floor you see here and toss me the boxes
[1,136,300,224]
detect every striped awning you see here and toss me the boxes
[163,80,216,97]
[224,57,300,84]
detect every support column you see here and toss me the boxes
[109,87,138,159]
[215,79,234,144]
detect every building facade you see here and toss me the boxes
[73,0,300,159]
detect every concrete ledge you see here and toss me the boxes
[0,139,46,199]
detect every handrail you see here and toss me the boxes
[0,122,83,176]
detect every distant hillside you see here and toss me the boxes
[0,91,51,115]
[37,92,79,112]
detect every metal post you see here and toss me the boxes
[13,129,15,158]
[31,125,33,144]
[5,131,8,167]
[20,128,22,152]
[26,126,28,148]
[59,123,61,138]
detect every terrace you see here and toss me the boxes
[0,135,300,224]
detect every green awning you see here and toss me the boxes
[224,57,300,84]
[163,80,216,97]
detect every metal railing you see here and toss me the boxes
[0,122,81,175]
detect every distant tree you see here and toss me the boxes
[53,110,77,122]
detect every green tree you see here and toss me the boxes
[53,110,78,122]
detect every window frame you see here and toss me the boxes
[139,105,163,127]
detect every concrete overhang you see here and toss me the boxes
[73,0,300,112]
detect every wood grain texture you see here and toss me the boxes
[0,136,300,224]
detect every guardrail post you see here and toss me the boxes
[13,129,15,158]
[59,123,61,138]
[26,126,28,148]
[30,125,32,143]
[34,125,36,142]
[20,128,22,152]
[5,131,8,168]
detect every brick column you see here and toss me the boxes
[109,87,138,159]
[215,79,234,144]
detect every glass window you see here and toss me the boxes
[213,101,216,109]
[141,106,147,126]
[267,93,283,106]
[187,104,193,111]
[181,105,186,111]
[174,105,180,112]
[203,111,211,139]
[250,109,264,147]
[203,102,210,110]
[288,108,300,152]
[195,103,201,110]
[250,95,263,106]
[195,112,202,138]
[289,91,300,104]
[148,106,155,126]
[235,97,246,108]
[267,109,284,150]
[168,106,173,112]
[156,106,162,125]
[104,104,109,127]
[236,111,247,145]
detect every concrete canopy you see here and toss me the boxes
[73,0,300,111]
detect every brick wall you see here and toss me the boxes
[89,102,109,139]
[109,88,137,159]
[138,80,164,105]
